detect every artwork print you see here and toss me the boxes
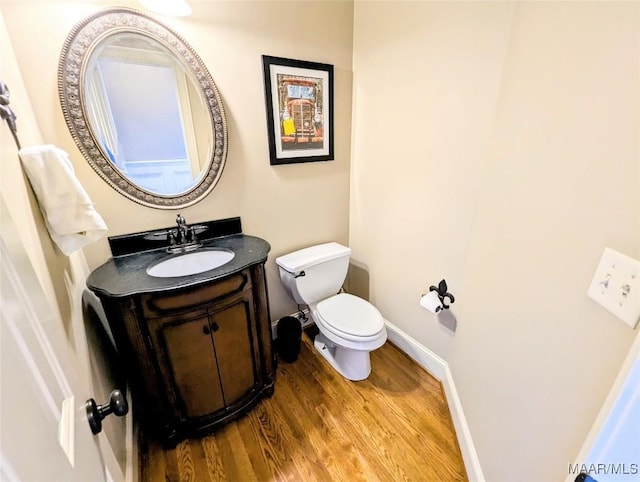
[262,55,334,165]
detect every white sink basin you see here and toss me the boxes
[146,248,235,278]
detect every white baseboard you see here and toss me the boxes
[384,319,447,380]
[384,320,485,482]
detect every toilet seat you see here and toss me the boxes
[315,293,385,342]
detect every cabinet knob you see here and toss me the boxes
[202,325,210,335]
[211,322,219,332]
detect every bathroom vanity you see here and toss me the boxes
[87,218,275,446]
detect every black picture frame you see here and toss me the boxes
[262,55,334,165]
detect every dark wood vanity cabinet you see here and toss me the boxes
[97,264,275,446]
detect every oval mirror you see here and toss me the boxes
[58,7,227,209]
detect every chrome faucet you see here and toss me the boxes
[176,214,188,244]
[167,214,201,253]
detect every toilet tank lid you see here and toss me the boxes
[276,242,351,272]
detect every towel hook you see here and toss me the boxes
[0,81,22,150]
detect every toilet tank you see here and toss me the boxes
[275,242,351,305]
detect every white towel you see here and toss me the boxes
[19,145,108,256]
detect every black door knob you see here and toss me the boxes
[85,389,128,435]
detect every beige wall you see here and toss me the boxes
[352,2,639,481]
[1,0,354,321]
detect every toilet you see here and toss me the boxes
[275,242,387,381]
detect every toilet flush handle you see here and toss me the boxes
[281,266,306,278]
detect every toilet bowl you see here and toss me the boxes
[310,293,386,380]
[275,243,387,381]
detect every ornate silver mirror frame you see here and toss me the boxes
[58,7,227,209]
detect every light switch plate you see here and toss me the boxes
[587,248,640,329]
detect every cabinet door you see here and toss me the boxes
[210,295,257,404]
[159,315,225,419]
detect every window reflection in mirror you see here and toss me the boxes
[85,33,212,195]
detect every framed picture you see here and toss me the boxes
[262,55,334,165]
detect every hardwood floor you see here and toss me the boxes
[140,327,467,481]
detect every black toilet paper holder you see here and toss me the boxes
[429,279,455,310]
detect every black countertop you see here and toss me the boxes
[87,234,271,298]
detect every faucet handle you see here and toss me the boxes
[168,230,178,246]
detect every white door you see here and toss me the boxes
[0,201,111,481]
[583,354,640,481]
[568,330,640,482]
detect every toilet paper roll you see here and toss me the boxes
[420,291,443,314]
